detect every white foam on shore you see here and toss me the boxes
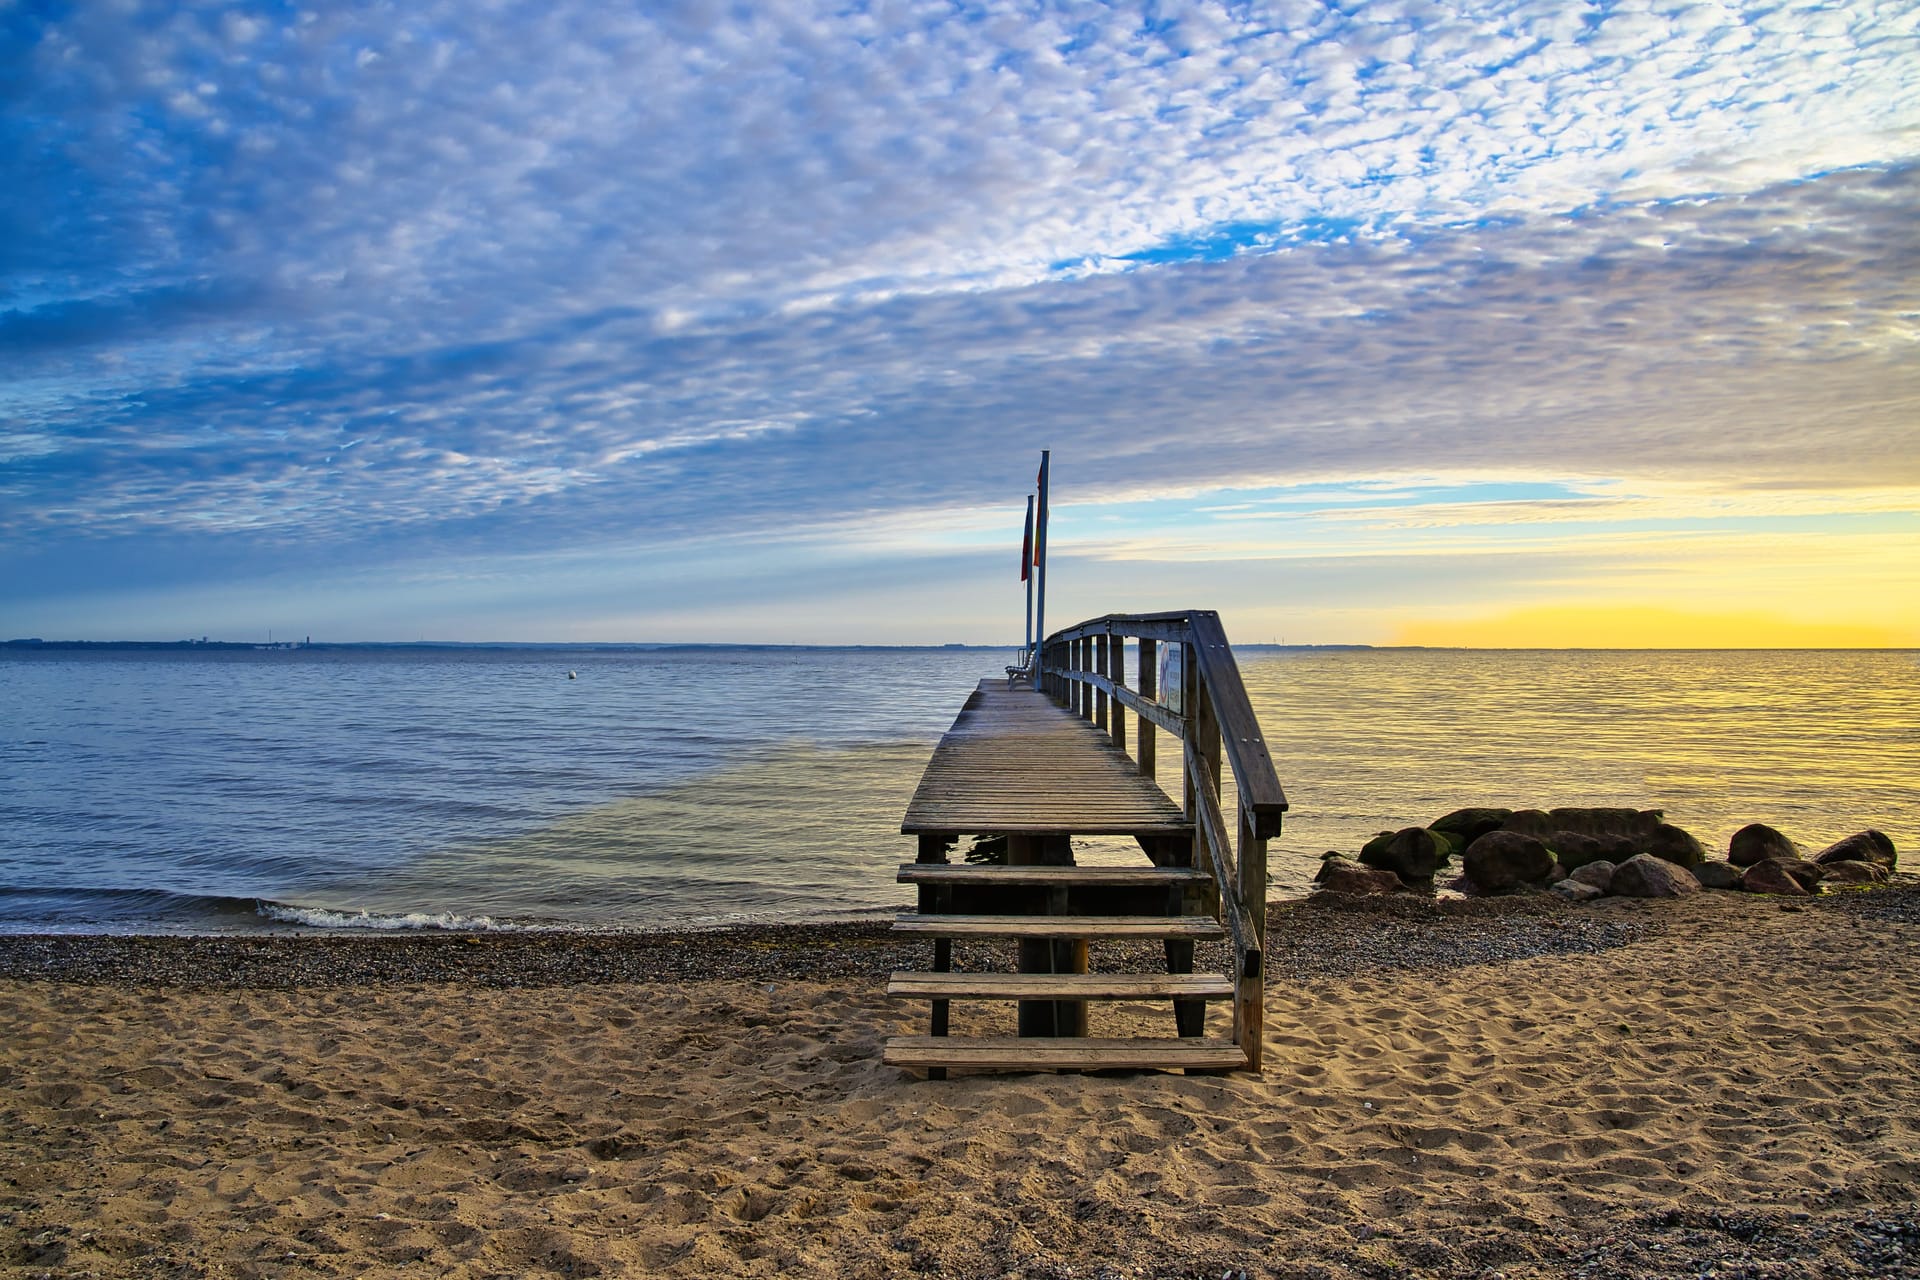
[257,903,545,933]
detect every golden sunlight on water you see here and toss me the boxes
[1392,606,1914,649]
[1236,648,1920,894]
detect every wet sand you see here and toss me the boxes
[3,885,1917,1278]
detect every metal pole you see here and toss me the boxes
[1033,451,1049,689]
[1022,494,1035,667]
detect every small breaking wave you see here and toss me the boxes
[254,903,555,932]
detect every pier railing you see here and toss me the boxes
[1038,610,1287,1068]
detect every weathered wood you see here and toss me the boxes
[1185,749,1260,975]
[1006,833,1081,1038]
[897,864,1207,886]
[1138,637,1157,776]
[1094,631,1109,733]
[1237,803,1267,1073]
[1106,679,1183,739]
[1044,611,1286,838]
[1080,637,1094,720]
[883,1036,1246,1071]
[1049,612,1198,645]
[1050,880,1089,1036]
[893,607,1283,1077]
[891,914,1227,940]
[887,972,1234,1000]
[902,681,1190,836]
[1107,634,1126,757]
[1185,610,1288,838]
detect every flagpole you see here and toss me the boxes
[1033,450,1049,690]
[1022,494,1035,668]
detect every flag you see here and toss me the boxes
[1036,455,1050,540]
[1020,497,1034,581]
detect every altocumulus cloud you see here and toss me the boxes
[2,0,1916,625]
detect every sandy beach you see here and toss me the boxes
[3,886,1917,1279]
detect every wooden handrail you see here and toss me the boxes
[1184,749,1259,978]
[1036,608,1284,1069]
[1041,611,1289,833]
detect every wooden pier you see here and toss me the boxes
[885,609,1287,1076]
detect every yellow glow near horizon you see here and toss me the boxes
[1391,606,1915,649]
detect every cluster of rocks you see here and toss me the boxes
[1315,806,1899,902]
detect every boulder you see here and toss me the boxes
[1693,860,1744,891]
[1813,830,1897,871]
[1360,827,1445,881]
[1552,879,1605,903]
[1568,860,1616,892]
[1741,857,1813,897]
[1426,829,1465,864]
[1819,859,1890,885]
[1547,807,1665,839]
[1781,859,1825,891]
[1550,832,1611,870]
[1611,853,1701,898]
[1507,806,1663,836]
[1599,834,1643,863]
[1429,807,1513,845]
[1728,823,1798,868]
[1501,809,1556,839]
[1644,823,1706,868]
[1463,830,1556,894]
[1316,858,1408,896]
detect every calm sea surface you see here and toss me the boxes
[1,646,1914,933]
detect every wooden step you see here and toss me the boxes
[884,1035,1246,1071]
[898,863,1208,887]
[891,913,1225,940]
[887,971,1233,1001]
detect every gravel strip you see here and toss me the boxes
[0,899,1645,990]
[1,881,1909,991]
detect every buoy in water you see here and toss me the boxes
[567,671,577,680]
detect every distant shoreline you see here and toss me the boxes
[1,638,1380,652]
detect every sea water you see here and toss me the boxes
[1,646,1914,933]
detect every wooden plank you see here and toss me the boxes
[883,1035,1246,1071]
[897,864,1207,886]
[887,972,1234,1000]
[1049,611,1196,645]
[890,913,1226,940]
[902,680,1189,835]
[1108,680,1183,739]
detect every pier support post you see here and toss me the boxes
[1137,638,1157,777]
[918,833,953,1080]
[1009,833,1087,1037]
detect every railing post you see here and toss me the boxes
[1108,633,1126,756]
[1137,637,1156,777]
[1080,637,1094,721]
[1237,806,1267,1071]
[1067,637,1082,717]
[1069,637,1079,715]
[1184,640,1221,865]
[1094,631,1109,733]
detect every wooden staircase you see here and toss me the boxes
[882,860,1247,1075]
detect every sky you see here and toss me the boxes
[3,0,1917,647]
